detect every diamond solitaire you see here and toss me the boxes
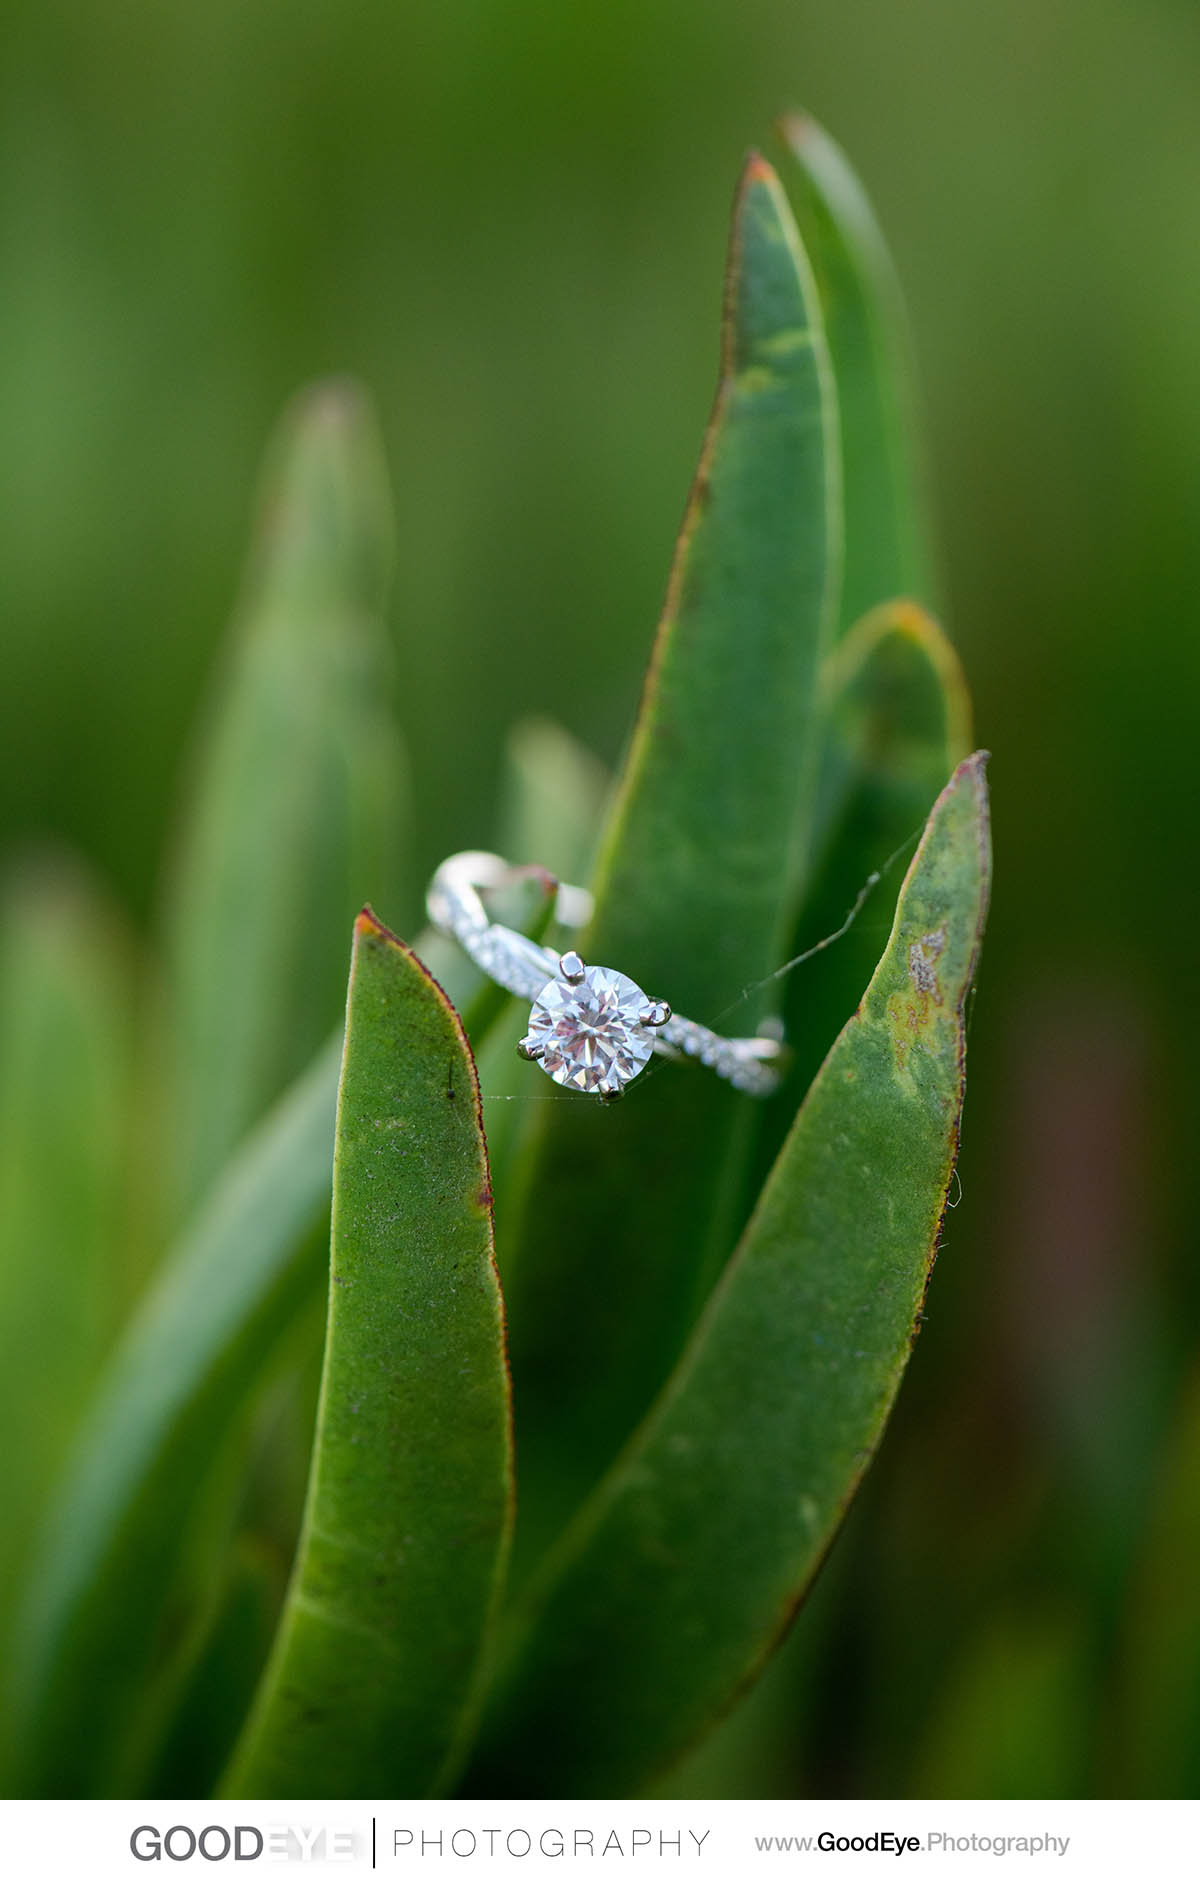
[425,851,788,1102]
[518,951,671,1101]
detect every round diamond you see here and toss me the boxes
[526,962,654,1094]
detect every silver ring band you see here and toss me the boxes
[426,851,787,1102]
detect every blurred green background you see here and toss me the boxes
[3,0,1198,1798]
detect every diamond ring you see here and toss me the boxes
[426,851,788,1103]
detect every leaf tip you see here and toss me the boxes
[739,148,780,194]
[294,371,371,432]
[956,747,991,787]
[935,748,993,937]
[776,108,816,150]
[354,904,406,950]
[937,748,991,858]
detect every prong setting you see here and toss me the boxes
[523,960,656,1097]
[558,949,586,985]
[428,849,788,1099]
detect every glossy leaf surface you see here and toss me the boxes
[777,114,935,630]
[470,752,991,1796]
[5,923,498,1798]
[501,155,842,1566]
[225,913,512,1799]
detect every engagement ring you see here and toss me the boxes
[427,851,788,1103]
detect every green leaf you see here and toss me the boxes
[4,913,513,1798]
[224,912,513,1800]
[0,861,135,1652]
[6,1036,341,1797]
[163,379,407,1224]
[469,752,991,1797]
[499,154,842,1568]
[776,113,935,629]
[819,600,972,837]
[759,600,972,1159]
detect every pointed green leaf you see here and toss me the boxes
[164,379,407,1223]
[776,113,935,629]
[760,601,972,1159]
[469,753,990,1797]
[224,912,513,1800]
[500,155,842,1568]
[4,922,513,1798]
[0,861,135,1650]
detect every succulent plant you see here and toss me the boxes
[1,121,989,1799]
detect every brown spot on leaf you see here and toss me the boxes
[907,926,946,1001]
[886,923,951,1070]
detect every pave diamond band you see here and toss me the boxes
[426,851,788,1102]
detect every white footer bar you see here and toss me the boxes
[0,1797,1196,1883]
